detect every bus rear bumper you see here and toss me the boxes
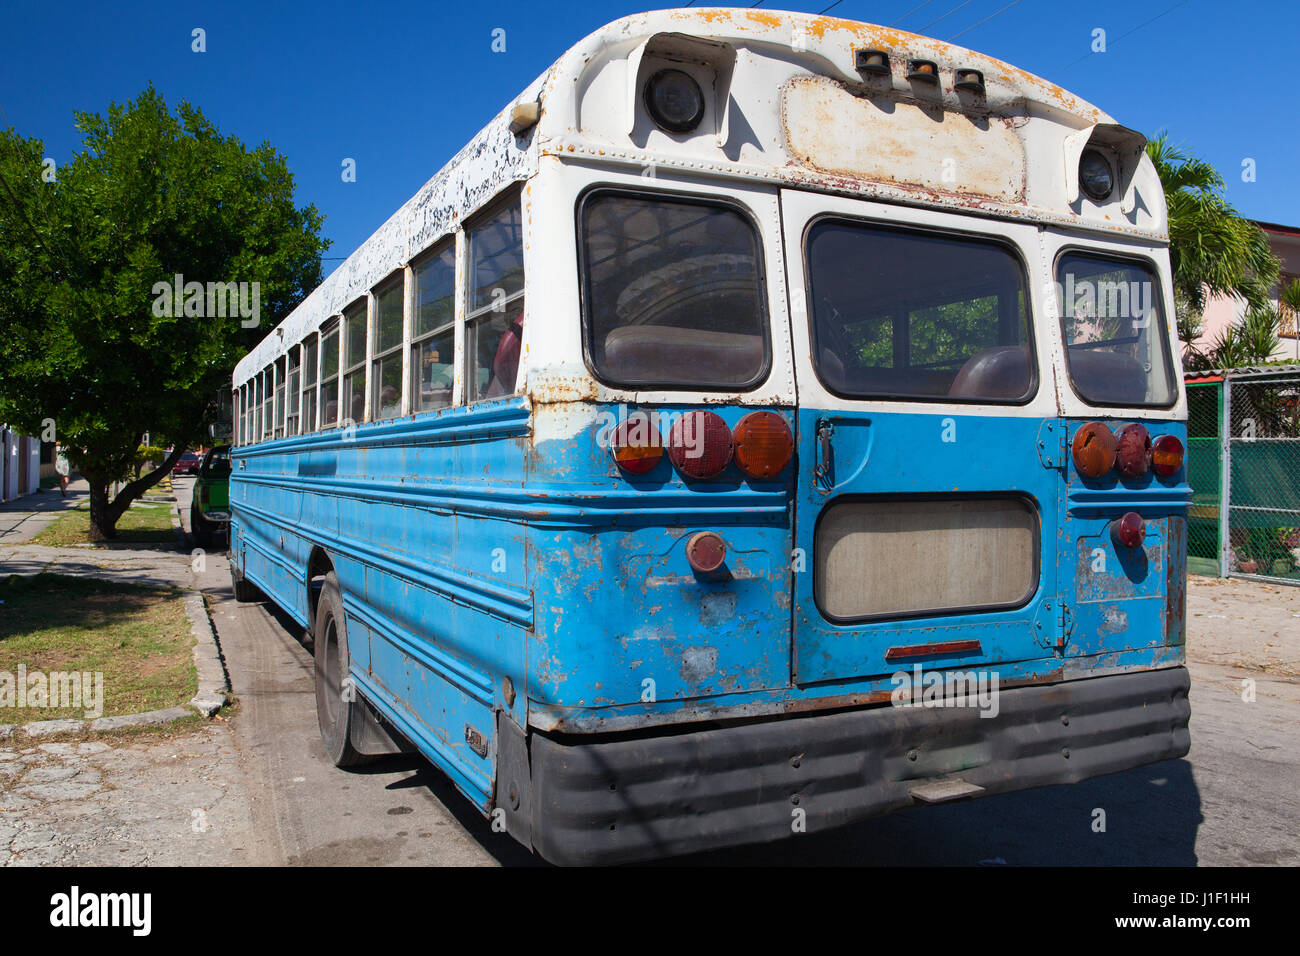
[498,666,1190,866]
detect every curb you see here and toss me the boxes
[3,535,231,739]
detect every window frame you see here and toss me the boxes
[464,192,526,404]
[576,184,774,393]
[320,317,341,428]
[801,215,1039,406]
[1053,246,1177,411]
[285,347,301,436]
[410,239,457,415]
[371,274,405,421]
[301,332,319,433]
[341,300,368,426]
[273,356,287,439]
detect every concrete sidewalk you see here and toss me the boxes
[0,478,90,544]
[0,475,191,584]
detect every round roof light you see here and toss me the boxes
[644,69,705,134]
[1079,149,1114,201]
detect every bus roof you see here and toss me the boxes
[236,7,1164,383]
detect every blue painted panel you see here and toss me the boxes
[792,410,1060,685]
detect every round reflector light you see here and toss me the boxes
[1114,423,1152,479]
[686,531,727,574]
[668,410,733,479]
[1112,512,1145,549]
[733,411,794,479]
[643,69,705,134]
[609,413,663,475]
[1071,422,1117,479]
[1151,434,1185,477]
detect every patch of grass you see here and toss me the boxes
[31,500,176,547]
[0,573,197,725]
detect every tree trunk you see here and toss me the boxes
[87,481,126,541]
[87,445,189,541]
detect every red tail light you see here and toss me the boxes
[1151,434,1184,477]
[1112,511,1145,548]
[668,411,733,479]
[686,531,727,573]
[1114,423,1152,478]
[1071,422,1117,479]
[610,413,663,475]
[733,411,794,479]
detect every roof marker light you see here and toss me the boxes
[954,69,985,93]
[855,49,891,76]
[907,59,939,83]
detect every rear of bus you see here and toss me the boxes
[493,11,1191,865]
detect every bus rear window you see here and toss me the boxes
[1056,252,1176,407]
[580,191,769,390]
[805,220,1035,403]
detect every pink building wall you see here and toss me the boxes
[1191,222,1300,364]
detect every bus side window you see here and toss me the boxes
[466,199,525,402]
[412,243,456,413]
[321,321,340,427]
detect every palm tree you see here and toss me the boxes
[1146,134,1280,367]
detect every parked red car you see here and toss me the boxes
[171,451,202,476]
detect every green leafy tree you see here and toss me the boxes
[1146,134,1279,367]
[0,85,327,538]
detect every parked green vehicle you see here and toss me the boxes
[190,445,231,548]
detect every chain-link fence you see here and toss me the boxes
[1185,367,1300,584]
[1225,368,1300,584]
[1185,379,1223,577]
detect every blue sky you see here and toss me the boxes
[3,0,1296,260]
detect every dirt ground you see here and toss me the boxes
[1186,573,1300,676]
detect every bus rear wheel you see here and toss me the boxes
[314,571,370,768]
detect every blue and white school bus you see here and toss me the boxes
[230,8,1191,864]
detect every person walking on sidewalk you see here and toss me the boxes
[54,443,71,496]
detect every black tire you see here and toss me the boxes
[230,562,258,602]
[191,506,213,549]
[314,571,370,768]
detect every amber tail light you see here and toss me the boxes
[733,411,793,479]
[1071,422,1117,479]
[1151,434,1185,477]
[668,410,733,479]
[610,414,663,475]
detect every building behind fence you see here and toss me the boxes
[1186,365,1300,584]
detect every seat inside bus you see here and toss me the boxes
[601,325,765,384]
[1065,348,1149,404]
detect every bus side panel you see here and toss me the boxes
[231,398,534,811]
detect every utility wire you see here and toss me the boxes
[891,1,935,26]
[949,0,1025,41]
[918,0,975,33]
[1060,0,1188,71]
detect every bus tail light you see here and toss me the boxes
[1152,434,1185,477]
[668,410,733,479]
[1115,423,1152,478]
[733,411,793,479]
[1112,511,1145,549]
[610,414,663,475]
[1071,422,1117,479]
